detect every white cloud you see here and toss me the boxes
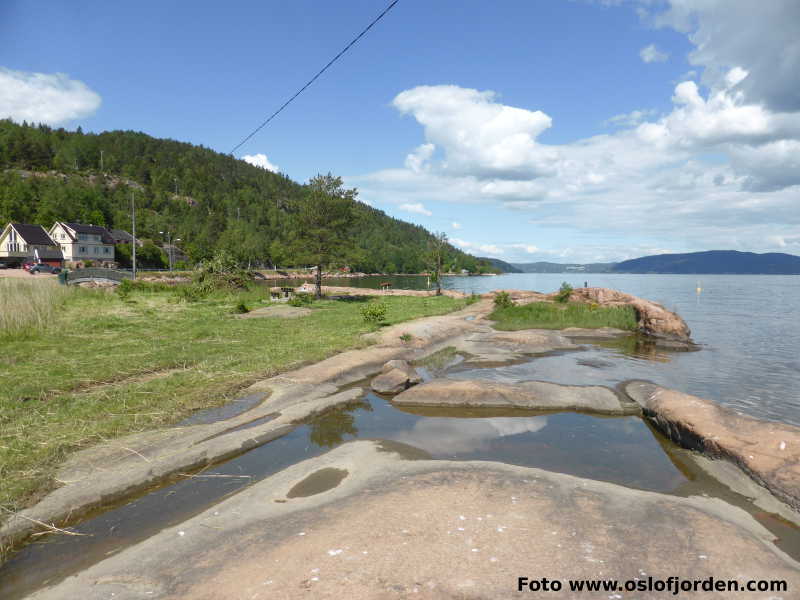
[347,3,800,261]
[604,109,657,128]
[348,77,800,259]
[393,85,557,179]
[0,67,101,125]
[398,202,432,216]
[405,143,435,172]
[509,244,539,254]
[451,221,462,229]
[242,153,280,173]
[451,237,504,256]
[640,44,669,63]
[650,0,800,112]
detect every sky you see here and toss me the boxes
[2,0,799,263]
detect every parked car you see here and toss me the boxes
[0,261,9,269]
[29,264,62,274]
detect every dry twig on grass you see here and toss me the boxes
[0,506,89,538]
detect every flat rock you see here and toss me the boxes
[29,441,800,600]
[625,381,800,511]
[370,367,414,394]
[393,378,638,415]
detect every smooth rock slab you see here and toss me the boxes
[370,359,422,394]
[28,441,799,600]
[393,378,638,415]
[625,381,800,511]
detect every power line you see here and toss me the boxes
[230,0,401,155]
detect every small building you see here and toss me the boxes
[49,222,116,264]
[0,223,64,267]
[111,229,141,246]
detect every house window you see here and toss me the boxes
[104,247,110,254]
[60,233,65,240]
[62,246,67,252]
[80,246,87,253]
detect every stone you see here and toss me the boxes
[27,441,800,600]
[370,368,414,394]
[393,378,638,415]
[625,381,800,511]
[570,287,692,341]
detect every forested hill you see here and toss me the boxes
[613,250,800,274]
[0,120,493,273]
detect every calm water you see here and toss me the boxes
[320,273,800,427]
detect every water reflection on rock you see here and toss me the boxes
[391,416,548,455]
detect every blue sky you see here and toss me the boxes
[2,1,799,262]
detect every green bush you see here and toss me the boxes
[174,284,205,302]
[555,282,573,303]
[360,301,387,324]
[465,293,480,305]
[288,292,314,307]
[399,332,413,342]
[493,291,515,309]
[233,301,249,314]
[192,250,251,293]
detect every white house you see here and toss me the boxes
[0,223,64,267]
[49,222,115,263]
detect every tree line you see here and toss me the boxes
[0,119,496,275]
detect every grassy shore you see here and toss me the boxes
[490,301,638,331]
[0,281,465,512]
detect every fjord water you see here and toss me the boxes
[331,273,800,426]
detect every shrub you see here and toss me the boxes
[174,284,205,302]
[465,293,480,305]
[233,301,250,314]
[493,291,515,309]
[399,332,413,342]
[192,250,251,293]
[291,292,314,306]
[360,301,387,324]
[555,282,573,303]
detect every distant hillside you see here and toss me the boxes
[477,257,523,273]
[511,261,616,273]
[0,119,495,273]
[613,250,800,274]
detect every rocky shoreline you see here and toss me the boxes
[2,287,798,598]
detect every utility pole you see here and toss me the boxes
[131,191,137,279]
[160,230,177,271]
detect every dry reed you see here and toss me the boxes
[0,279,71,337]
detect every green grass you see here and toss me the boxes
[489,301,638,331]
[0,285,465,513]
